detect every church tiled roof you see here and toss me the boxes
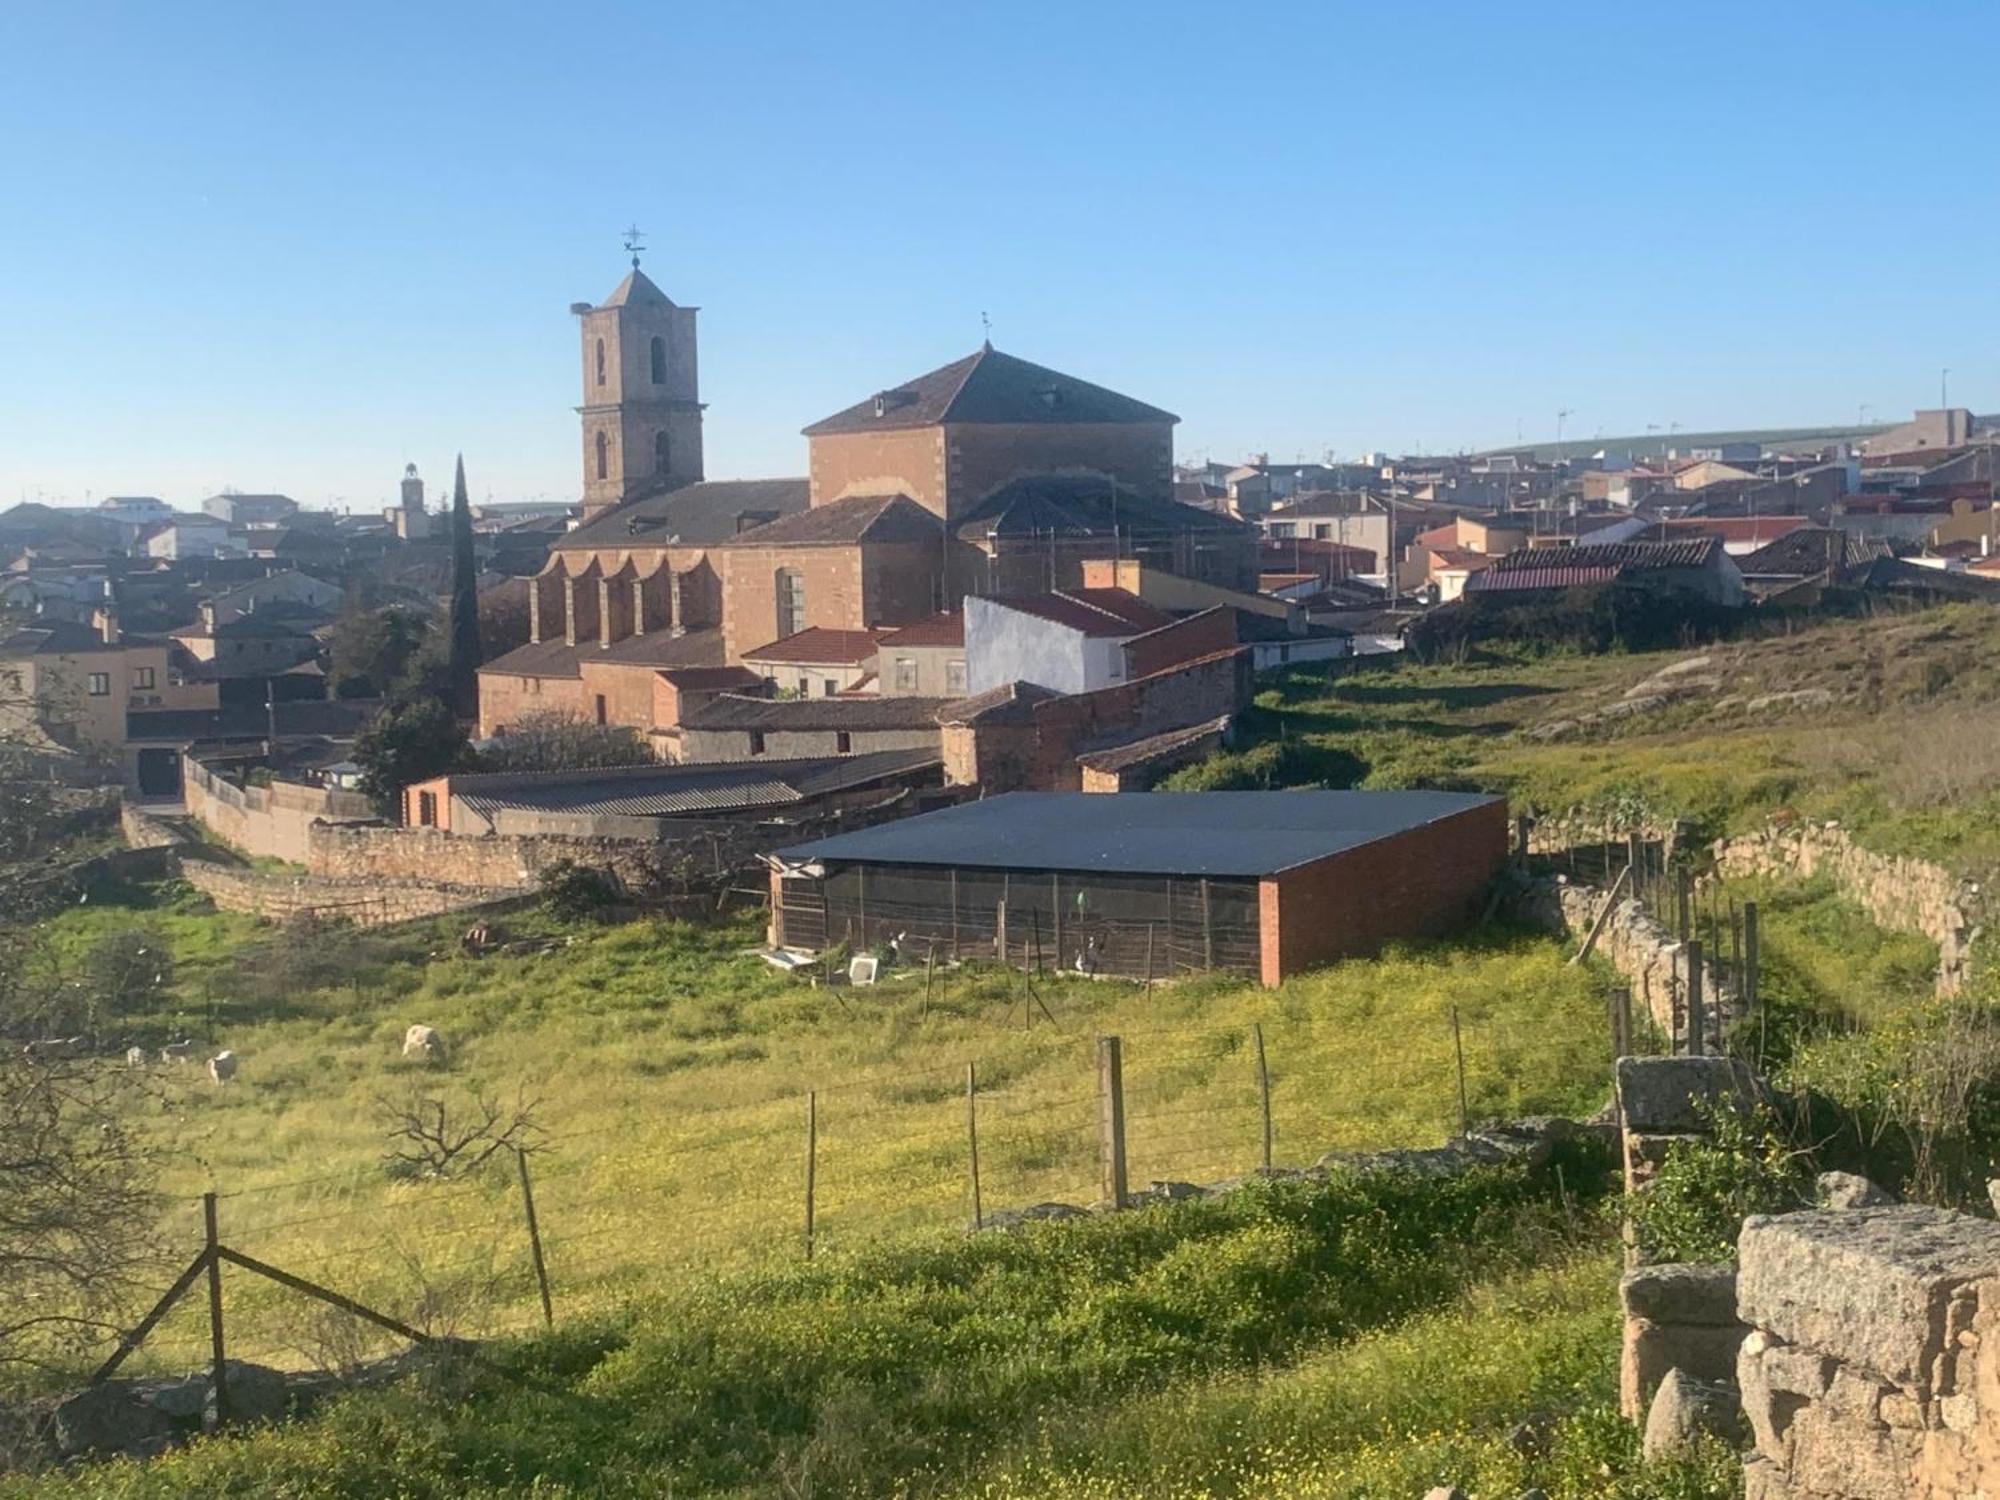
[802,345,1178,436]
[597,268,673,308]
[722,494,941,548]
[555,478,810,551]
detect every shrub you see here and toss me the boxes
[1622,1100,1809,1262]
[536,859,622,921]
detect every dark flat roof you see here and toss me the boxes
[777,789,1502,877]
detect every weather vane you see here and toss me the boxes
[622,223,647,270]
[980,310,992,345]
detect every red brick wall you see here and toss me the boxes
[478,671,583,737]
[578,658,668,735]
[808,428,945,511]
[945,421,1173,518]
[1258,799,1508,986]
[960,648,1252,793]
[1123,607,1238,680]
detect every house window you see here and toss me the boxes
[894,657,918,692]
[820,678,835,696]
[653,429,670,476]
[87,672,111,697]
[595,338,606,386]
[132,666,155,690]
[594,694,608,726]
[417,790,438,827]
[946,659,966,694]
[748,730,766,757]
[775,568,806,638]
[595,431,609,481]
[649,336,666,385]
[835,731,852,753]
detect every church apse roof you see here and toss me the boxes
[803,345,1179,437]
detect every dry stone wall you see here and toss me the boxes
[177,857,516,927]
[1737,1206,2000,1499]
[1511,874,1739,1049]
[1712,821,1980,994]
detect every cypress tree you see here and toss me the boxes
[448,453,482,719]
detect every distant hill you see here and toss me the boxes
[1480,422,1887,463]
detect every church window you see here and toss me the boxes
[595,338,606,385]
[653,430,671,476]
[595,431,609,481]
[650,336,666,385]
[775,569,806,639]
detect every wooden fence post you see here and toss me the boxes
[1199,879,1215,971]
[203,1191,228,1429]
[1744,900,1762,1060]
[1686,940,1705,1057]
[1450,1008,1470,1137]
[803,1090,817,1261]
[965,1062,983,1232]
[994,900,1007,964]
[1252,1022,1273,1172]
[1143,922,1156,984]
[515,1148,553,1329]
[1097,1036,1128,1210]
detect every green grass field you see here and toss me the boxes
[29,875,1617,1382]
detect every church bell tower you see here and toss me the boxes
[572,231,704,523]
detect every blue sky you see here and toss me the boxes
[3,0,1996,510]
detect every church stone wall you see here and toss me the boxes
[946,421,1175,514]
[808,428,945,511]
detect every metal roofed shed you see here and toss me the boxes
[767,789,1508,987]
[404,748,943,837]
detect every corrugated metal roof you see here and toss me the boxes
[456,747,941,820]
[777,789,1502,877]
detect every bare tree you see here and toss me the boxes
[378,1085,543,1180]
[0,1053,167,1372]
[474,710,651,773]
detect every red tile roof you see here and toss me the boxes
[740,628,884,666]
[1428,547,1492,572]
[1415,522,1460,549]
[875,612,964,649]
[994,589,1175,637]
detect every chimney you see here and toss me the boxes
[199,599,217,635]
[92,605,120,646]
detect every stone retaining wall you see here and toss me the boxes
[178,857,516,927]
[1737,1206,2000,1499]
[1712,821,1980,995]
[183,759,376,866]
[1510,873,1739,1049]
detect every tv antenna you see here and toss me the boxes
[622,224,647,270]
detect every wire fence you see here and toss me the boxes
[85,999,1639,1385]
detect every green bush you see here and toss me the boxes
[535,859,622,922]
[1623,1101,1809,1262]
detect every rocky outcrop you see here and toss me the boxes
[1712,821,1981,995]
[1736,1206,2000,1499]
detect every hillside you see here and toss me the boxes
[1168,602,2000,876]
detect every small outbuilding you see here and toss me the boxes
[768,789,1507,987]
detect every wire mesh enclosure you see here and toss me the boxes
[781,863,1263,979]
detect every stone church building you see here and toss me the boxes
[476,262,1253,749]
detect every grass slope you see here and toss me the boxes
[1166,603,2000,876]
[31,878,1614,1377]
[5,1153,1741,1500]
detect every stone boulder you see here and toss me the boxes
[1616,1055,1769,1134]
[1816,1171,1894,1210]
[1737,1207,2000,1396]
[1421,1488,1469,1500]
[1620,1262,1749,1416]
[50,1382,173,1460]
[1643,1367,1745,1460]
[204,1360,288,1427]
[401,1024,446,1063]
